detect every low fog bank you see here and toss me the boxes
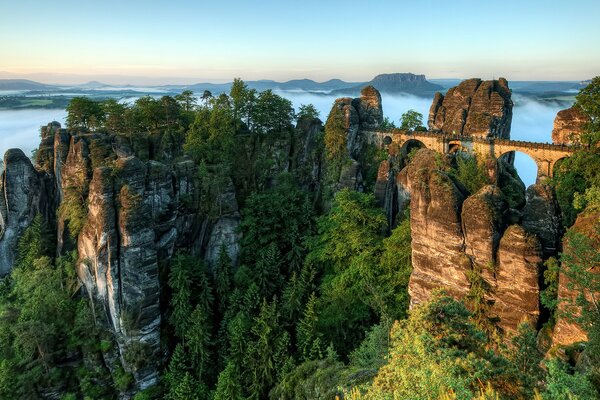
[0,109,66,165]
[0,93,573,186]
[278,90,573,186]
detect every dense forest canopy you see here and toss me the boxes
[0,77,599,399]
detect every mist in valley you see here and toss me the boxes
[0,92,572,186]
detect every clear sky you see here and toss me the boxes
[1,0,599,84]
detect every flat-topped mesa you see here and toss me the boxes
[428,78,513,139]
[552,106,589,145]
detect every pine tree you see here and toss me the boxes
[297,292,323,361]
[214,361,243,400]
[168,254,193,339]
[244,299,283,400]
[186,306,212,382]
[215,245,233,314]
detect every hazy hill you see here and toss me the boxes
[0,79,58,91]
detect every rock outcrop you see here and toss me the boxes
[397,148,545,334]
[326,86,383,190]
[462,185,507,283]
[492,225,542,333]
[522,183,561,258]
[0,149,55,275]
[552,106,589,145]
[552,210,600,346]
[428,78,513,139]
[398,150,470,305]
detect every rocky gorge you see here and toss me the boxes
[0,78,598,397]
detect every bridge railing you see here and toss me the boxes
[364,130,579,153]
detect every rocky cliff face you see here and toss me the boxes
[393,148,548,335]
[428,78,513,138]
[0,114,327,392]
[326,86,383,191]
[552,210,600,346]
[552,106,589,145]
[0,149,55,275]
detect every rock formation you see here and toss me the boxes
[398,149,470,305]
[552,106,589,145]
[325,86,383,191]
[522,183,561,258]
[396,148,545,334]
[492,225,542,332]
[0,149,55,275]
[428,78,513,139]
[552,210,600,346]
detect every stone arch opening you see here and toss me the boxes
[400,139,426,158]
[500,151,538,187]
[552,157,569,177]
[382,135,393,146]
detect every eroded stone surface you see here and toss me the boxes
[428,78,513,138]
[552,106,589,145]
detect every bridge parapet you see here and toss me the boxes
[364,129,578,181]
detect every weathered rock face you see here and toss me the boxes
[522,183,561,258]
[552,210,600,346]
[398,149,546,335]
[354,85,383,130]
[204,178,241,268]
[398,150,470,305]
[462,185,507,283]
[492,225,542,334]
[428,78,513,138]
[552,106,589,145]
[0,149,55,275]
[326,86,383,190]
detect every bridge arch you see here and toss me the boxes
[400,138,426,158]
[499,151,538,186]
[551,157,569,177]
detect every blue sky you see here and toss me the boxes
[1,0,599,84]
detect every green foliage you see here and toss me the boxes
[558,222,600,332]
[269,354,345,400]
[297,104,320,120]
[506,322,544,396]
[59,186,88,239]
[239,175,315,273]
[324,104,350,178]
[399,109,425,131]
[66,97,104,130]
[541,359,597,400]
[551,148,600,227]
[347,292,510,400]
[574,76,600,144]
[0,217,115,398]
[307,190,411,356]
[451,153,488,194]
[379,116,397,130]
[541,257,560,313]
[296,293,324,361]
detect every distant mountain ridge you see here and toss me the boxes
[331,73,444,96]
[0,79,58,91]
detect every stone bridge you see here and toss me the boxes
[367,130,578,181]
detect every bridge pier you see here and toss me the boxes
[536,159,552,182]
